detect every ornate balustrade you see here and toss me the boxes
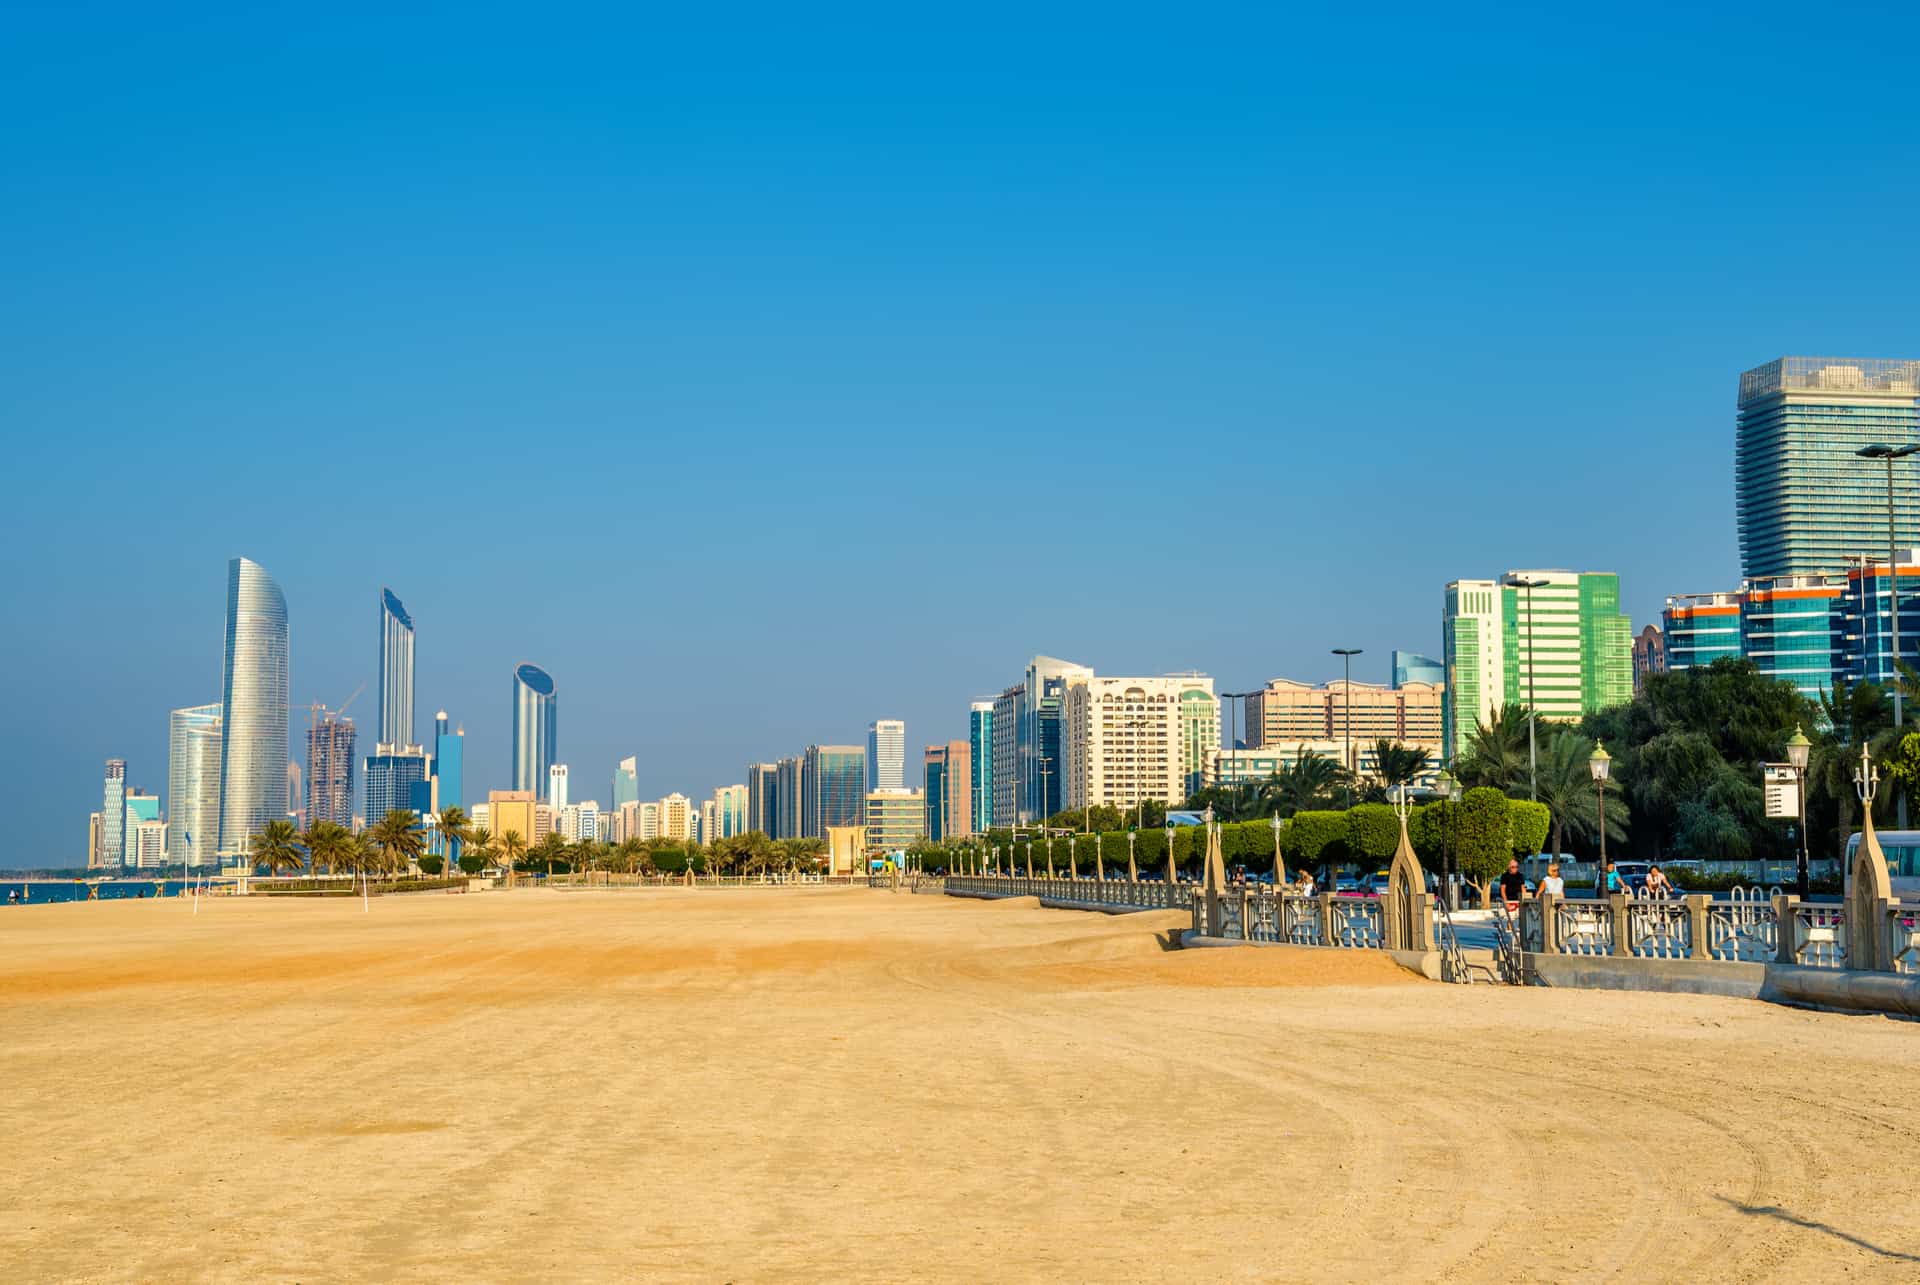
[942,874,1193,912]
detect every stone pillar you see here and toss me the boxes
[1383,800,1431,951]
[1319,892,1340,946]
[1609,893,1632,958]
[1238,886,1251,941]
[1681,894,1711,961]
[1201,821,1226,936]
[1536,894,1560,955]
[1773,894,1800,965]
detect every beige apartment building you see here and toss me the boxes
[486,790,539,847]
[1064,674,1220,814]
[1246,678,1443,760]
[659,792,693,841]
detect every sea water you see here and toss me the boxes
[0,880,193,904]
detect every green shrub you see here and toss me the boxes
[457,853,486,875]
[1346,804,1400,866]
[1288,811,1350,868]
[1456,788,1514,888]
[1508,800,1551,856]
[417,854,445,876]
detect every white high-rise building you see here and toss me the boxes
[866,719,906,791]
[700,799,717,846]
[1063,674,1219,814]
[548,763,569,810]
[131,818,168,869]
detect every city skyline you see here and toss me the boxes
[8,4,1920,864]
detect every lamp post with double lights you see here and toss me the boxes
[1786,725,1811,898]
[1589,742,1611,894]
[1435,769,1460,909]
[1165,819,1177,886]
[1857,442,1918,825]
[1270,811,1284,886]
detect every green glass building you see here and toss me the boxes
[1737,357,1920,579]
[1442,571,1633,760]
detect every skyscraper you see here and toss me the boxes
[306,712,356,828]
[612,756,639,810]
[1391,651,1445,689]
[377,587,416,750]
[747,762,778,836]
[125,791,162,867]
[510,662,557,793]
[1737,357,1920,579]
[1017,656,1092,823]
[432,712,464,816]
[1441,570,1633,761]
[801,745,866,837]
[923,741,971,841]
[968,701,994,833]
[217,557,290,858]
[101,758,127,867]
[548,763,570,809]
[712,784,747,839]
[365,747,431,821]
[866,719,905,791]
[169,704,223,868]
[775,755,803,840]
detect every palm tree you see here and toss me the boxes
[1369,740,1431,792]
[615,837,647,877]
[1457,704,1532,791]
[464,827,493,876]
[250,819,304,876]
[496,829,527,884]
[1531,730,1629,860]
[1254,750,1344,816]
[301,820,356,877]
[368,810,426,878]
[437,805,470,873]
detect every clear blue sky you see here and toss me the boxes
[6,2,1919,864]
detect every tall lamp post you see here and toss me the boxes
[1435,769,1459,909]
[1164,819,1177,885]
[1785,725,1811,899]
[1218,693,1261,817]
[1331,649,1363,808]
[1588,742,1611,895]
[1508,576,1545,800]
[1269,811,1284,886]
[1856,442,1917,825]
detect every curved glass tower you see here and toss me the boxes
[217,557,290,857]
[510,662,557,793]
[377,587,415,748]
[168,704,223,868]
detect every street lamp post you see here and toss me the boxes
[1270,811,1283,886]
[1331,650,1363,809]
[1164,819,1177,886]
[1786,725,1812,899]
[1218,692,1261,817]
[1435,769,1458,909]
[1857,443,1918,825]
[1588,742,1611,895]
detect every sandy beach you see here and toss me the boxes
[3,886,1918,1282]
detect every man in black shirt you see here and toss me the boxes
[1499,859,1527,911]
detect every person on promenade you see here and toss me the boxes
[1538,864,1566,899]
[1296,870,1315,897]
[1499,860,1526,914]
[1645,865,1671,899]
[1603,862,1626,897]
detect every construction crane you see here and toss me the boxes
[305,682,368,729]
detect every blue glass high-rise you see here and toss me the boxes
[433,711,463,816]
[510,663,557,793]
[217,557,290,858]
[377,588,415,749]
[168,704,222,868]
[968,701,993,832]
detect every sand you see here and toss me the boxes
[3,886,1918,1283]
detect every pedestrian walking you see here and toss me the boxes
[1499,859,1526,914]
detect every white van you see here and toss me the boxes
[1843,830,1920,900]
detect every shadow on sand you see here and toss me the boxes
[1715,1195,1920,1262]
